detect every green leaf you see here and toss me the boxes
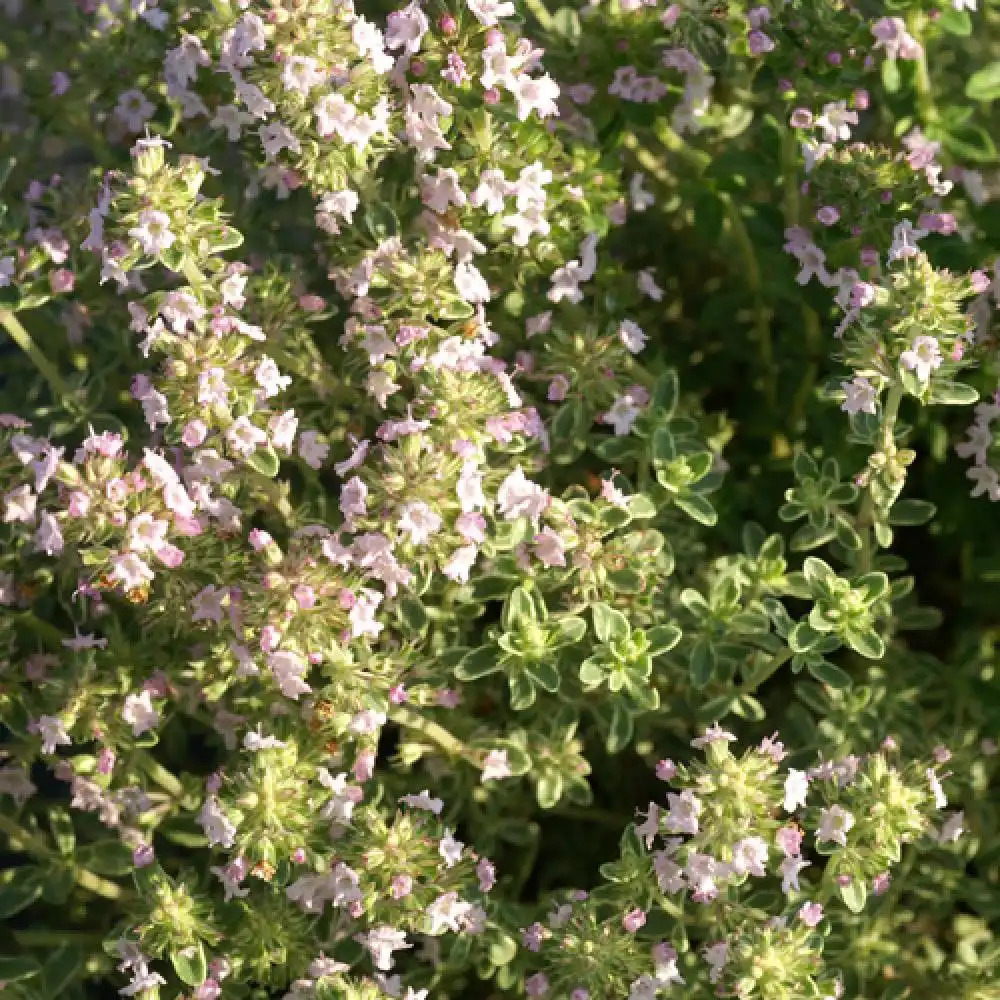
[807,659,852,689]
[48,808,75,855]
[0,956,41,983]
[41,865,75,904]
[627,493,656,519]
[508,672,536,711]
[245,446,280,478]
[77,841,136,876]
[938,8,971,35]
[928,381,979,406]
[647,624,682,655]
[650,427,676,464]
[788,621,823,653]
[0,868,45,919]
[690,638,716,688]
[802,557,833,586]
[966,61,1000,102]
[549,6,581,42]
[487,933,518,968]
[882,57,900,94]
[674,492,717,526]
[844,628,885,660]
[526,658,560,693]
[606,703,634,754]
[39,944,82,999]
[839,878,868,914]
[397,597,428,633]
[171,943,207,988]
[553,615,587,645]
[535,771,564,809]
[855,572,889,603]
[579,656,606,687]
[650,369,679,418]
[607,567,643,593]
[592,603,628,643]
[502,587,536,631]
[456,644,502,680]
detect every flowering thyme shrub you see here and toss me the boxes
[2,0,1000,998]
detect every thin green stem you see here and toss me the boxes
[722,194,774,407]
[0,308,69,400]
[389,707,481,767]
[781,127,800,227]
[909,13,939,125]
[522,0,553,31]
[134,750,185,798]
[858,382,904,572]
[737,646,794,696]
[0,812,127,901]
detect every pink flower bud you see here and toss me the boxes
[181,419,208,447]
[298,294,325,312]
[133,843,155,867]
[49,268,75,294]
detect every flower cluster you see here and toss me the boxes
[0,1,999,1000]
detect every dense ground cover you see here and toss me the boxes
[2,1,1000,998]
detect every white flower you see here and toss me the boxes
[267,650,312,700]
[123,691,160,737]
[198,796,237,848]
[691,723,736,748]
[783,768,810,812]
[226,416,268,457]
[900,335,943,382]
[281,54,325,94]
[466,0,516,26]
[399,789,444,814]
[664,789,701,834]
[604,394,643,436]
[442,544,479,582]
[816,805,855,846]
[111,552,154,592]
[358,927,411,971]
[731,836,768,877]
[439,829,464,868]
[454,261,491,303]
[33,510,63,555]
[352,18,394,74]
[926,768,947,809]
[259,122,301,161]
[512,73,560,120]
[398,501,442,545]
[618,319,648,354]
[129,209,175,255]
[497,467,549,522]
[481,749,511,782]
[779,855,811,894]
[211,104,255,141]
[816,100,858,143]
[298,430,329,469]
[114,89,155,132]
[34,715,71,755]
[841,376,877,415]
[386,0,429,53]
